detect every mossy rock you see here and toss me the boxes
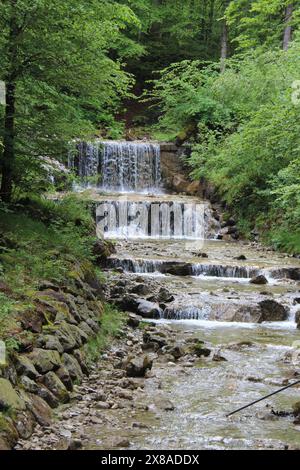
[0,414,19,449]
[42,372,70,404]
[27,349,61,374]
[293,401,300,416]
[0,378,26,412]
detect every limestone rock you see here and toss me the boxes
[125,355,153,378]
[136,299,162,319]
[14,355,40,380]
[28,349,61,374]
[62,353,83,382]
[42,372,70,403]
[258,300,288,322]
[27,394,52,427]
[56,366,73,392]
[0,378,26,411]
[250,275,268,285]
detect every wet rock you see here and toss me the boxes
[164,263,191,276]
[125,355,153,378]
[136,299,162,319]
[258,300,288,322]
[235,255,247,261]
[226,341,253,351]
[28,349,61,374]
[143,331,167,348]
[41,372,70,403]
[157,287,175,303]
[0,379,26,412]
[212,351,228,362]
[250,275,268,285]
[130,283,149,296]
[127,313,142,329]
[192,342,211,358]
[296,310,300,329]
[169,344,185,360]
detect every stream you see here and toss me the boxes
[19,140,300,450]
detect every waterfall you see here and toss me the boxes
[96,200,205,239]
[68,142,100,180]
[101,141,161,192]
[69,140,161,192]
[108,257,261,279]
[191,264,260,279]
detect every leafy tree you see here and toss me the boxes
[0,0,140,201]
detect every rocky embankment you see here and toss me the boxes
[0,242,112,450]
[15,315,216,450]
[15,314,300,450]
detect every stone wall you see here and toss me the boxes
[0,260,106,450]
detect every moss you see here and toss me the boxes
[85,304,125,362]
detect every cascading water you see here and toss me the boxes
[101,141,161,192]
[97,199,205,240]
[69,140,161,192]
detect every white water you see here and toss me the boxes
[69,140,161,193]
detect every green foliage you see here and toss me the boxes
[0,196,95,292]
[0,0,142,196]
[147,60,232,135]
[151,36,300,252]
[86,304,125,361]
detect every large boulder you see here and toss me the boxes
[0,378,26,412]
[0,414,19,449]
[26,394,52,427]
[62,353,83,382]
[27,349,61,374]
[125,355,153,378]
[41,372,70,403]
[136,299,162,319]
[14,355,40,380]
[56,366,73,392]
[250,275,268,285]
[258,300,288,322]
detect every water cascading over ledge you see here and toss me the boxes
[68,140,161,193]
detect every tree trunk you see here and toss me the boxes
[0,0,18,202]
[283,4,293,51]
[220,20,228,72]
[0,81,16,202]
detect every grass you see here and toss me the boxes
[85,304,126,362]
[0,196,95,293]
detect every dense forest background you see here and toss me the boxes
[0,0,300,251]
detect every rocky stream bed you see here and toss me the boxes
[15,236,300,451]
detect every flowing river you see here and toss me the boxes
[27,140,299,450]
